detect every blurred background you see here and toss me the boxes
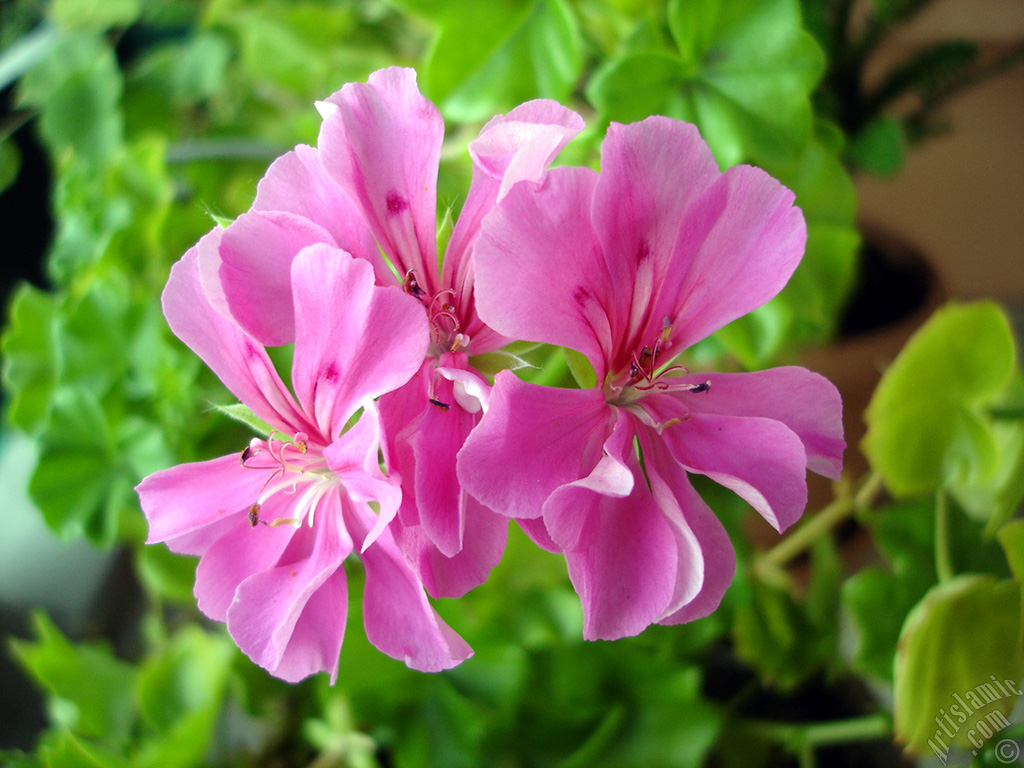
[1,1,1023,766]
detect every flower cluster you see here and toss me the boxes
[136,68,843,680]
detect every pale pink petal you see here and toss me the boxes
[162,237,311,434]
[516,518,561,553]
[639,433,736,624]
[138,454,265,549]
[228,498,353,683]
[268,568,347,684]
[318,67,442,288]
[473,167,615,380]
[540,411,635,550]
[290,244,429,440]
[193,494,297,621]
[323,402,400,550]
[444,100,584,330]
[670,367,844,479]
[544,453,680,641]
[651,395,809,532]
[655,164,806,350]
[436,361,490,415]
[347,502,473,671]
[457,371,613,519]
[212,210,336,347]
[392,495,509,599]
[589,118,720,358]
[378,366,432,528]
[252,145,390,283]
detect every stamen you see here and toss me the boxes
[659,316,672,344]
[402,270,426,301]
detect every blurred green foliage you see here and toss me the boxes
[1,0,1023,767]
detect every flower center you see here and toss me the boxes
[403,269,469,355]
[605,318,710,408]
[241,431,335,529]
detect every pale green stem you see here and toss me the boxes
[758,472,884,573]
[935,488,954,583]
[745,714,891,768]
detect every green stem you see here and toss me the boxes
[759,472,884,572]
[761,496,854,569]
[935,488,954,583]
[745,714,891,766]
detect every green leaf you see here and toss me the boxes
[953,373,1024,535]
[0,23,58,92]
[10,613,136,746]
[893,575,1024,754]
[1,284,60,432]
[732,575,821,691]
[50,0,141,31]
[389,0,534,106]
[998,519,1024,585]
[28,389,120,543]
[133,628,234,768]
[842,498,937,682]
[35,731,134,768]
[136,544,198,604]
[846,117,904,176]
[0,137,21,194]
[212,402,274,436]
[590,0,824,166]
[440,0,584,121]
[469,350,535,377]
[864,301,1017,497]
[563,347,597,389]
[20,33,124,167]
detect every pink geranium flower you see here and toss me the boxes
[136,235,471,681]
[458,118,845,640]
[204,67,583,597]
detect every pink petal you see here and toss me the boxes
[347,502,473,671]
[473,167,615,380]
[516,518,562,553]
[651,395,809,532]
[543,442,680,641]
[212,210,336,347]
[444,100,584,317]
[397,370,479,557]
[252,145,391,284]
[162,236,311,434]
[228,499,353,683]
[589,118,720,357]
[541,411,635,551]
[392,495,509,599]
[193,497,298,621]
[671,367,844,480]
[323,403,400,551]
[137,454,265,552]
[318,67,443,289]
[639,433,736,624]
[457,371,613,519]
[290,244,429,440]
[655,164,806,350]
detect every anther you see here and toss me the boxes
[248,503,261,527]
[429,398,451,412]
[402,270,426,301]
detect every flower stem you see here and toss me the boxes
[744,714,891,767]
[759,472,884,572]
[761,495,855,570]
[935,488,954,583]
